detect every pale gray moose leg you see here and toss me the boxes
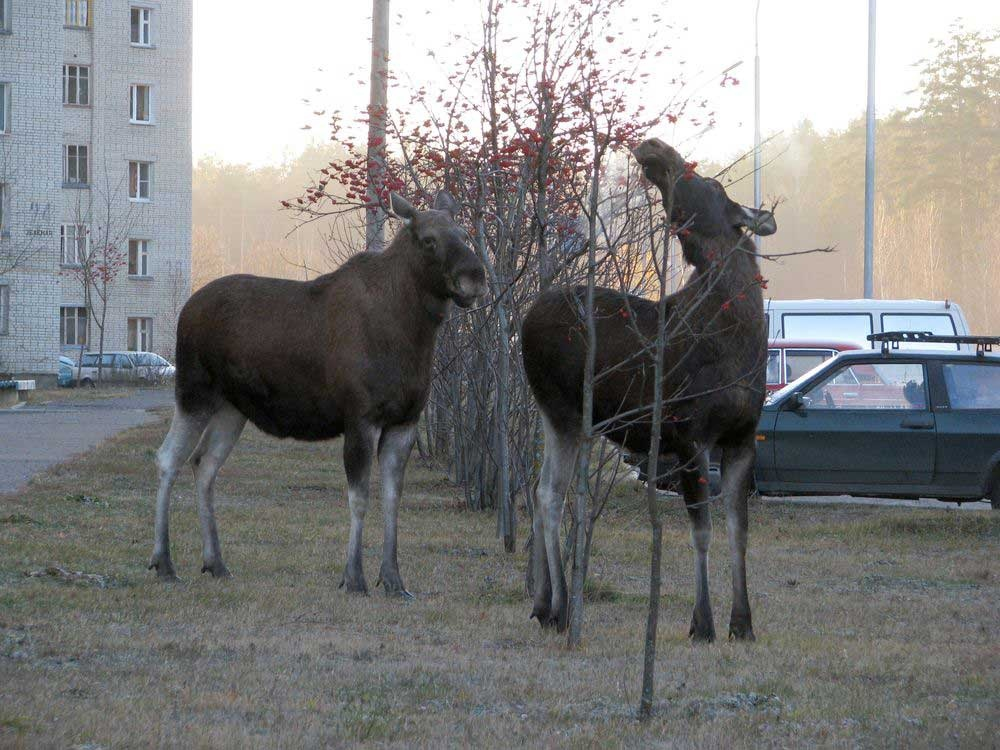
[190,402,246,578]
[376,422,417,598]
[340,424,378,594]
[150,406,210,580]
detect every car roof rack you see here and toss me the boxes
[868,331,1000,357]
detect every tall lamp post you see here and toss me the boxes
[753,0,762,250]
[863,0,877,297]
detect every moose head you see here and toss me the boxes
[390,191,487,308]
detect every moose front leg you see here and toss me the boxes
[721,435,756,641]
[679,448,716,642]
[340,424,377,594]
[375,422,417,598]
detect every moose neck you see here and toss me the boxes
[677,231,764,315]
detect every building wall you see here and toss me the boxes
[0,0,192,378]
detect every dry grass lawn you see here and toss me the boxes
[1,411,997,748]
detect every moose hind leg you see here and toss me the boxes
[150,406,210,580]
[529,487,553,624]
[375,422,417,598]
[340,424,377,594]
[721,435,756,641]
[535,414,579,632]
[191,403,246,578]
[679,449,716,642]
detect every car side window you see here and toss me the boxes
[943,364,1000,409]
[117,354,134,369]
[804,363,927,410]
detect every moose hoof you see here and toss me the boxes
[376,567,412,599]
[201,560,232,579]
[148,554,178,581]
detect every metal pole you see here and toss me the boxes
[863,0,876,297]
[753,0,762,250]
[366,0,390,252]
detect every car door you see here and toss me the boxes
[931,360,1000,496]
[772,359,935,489]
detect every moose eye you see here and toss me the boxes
[421,237,437,251]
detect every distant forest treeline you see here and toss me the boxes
[193,25,999,330]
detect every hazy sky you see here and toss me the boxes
[193,1,999,168]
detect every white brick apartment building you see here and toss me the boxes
[0,0,192,383]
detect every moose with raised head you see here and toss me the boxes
[521,138,776,639]
[149,190,486,597]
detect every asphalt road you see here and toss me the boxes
[1,389,992,511]
[0,388,174,495]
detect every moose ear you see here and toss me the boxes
[734,205,777,236]
[433,189,460,219]
[389,193,418,226]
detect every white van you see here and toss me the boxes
[764,299,971,350]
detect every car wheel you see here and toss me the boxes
[81,378,94,389]
[991,478,1000,511]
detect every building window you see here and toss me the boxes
[64,145,89,186]
[128,239,150,276]
[128,161,151,201]
[60,224,88,265]
[0,183,6,233]
[63,65,90,106]
[129,84,151,123]
[61,306,88,346]
[0,82,10,134]
[127,317,152,351]
[0,285,8,336]
[66,0,90,28]
[130,6,151,45]
[0,0,10,33]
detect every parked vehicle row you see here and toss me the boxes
[62,351,175,387]
[756,332,1000,509]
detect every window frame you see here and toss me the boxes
[780,312,875,347]
[941,362,1000,411]
[130,6,152,46]
[127,316,153,352]
[129,84,152,124]
[65,0,91,28]
[0,284,9,336]
[60,223,88,266]
[64,144,89,186]
[128,161,152,201]
[803,361,929,412]
[63,64,91,107]
[0,82,10,134]
[60,305,89,347]
[0,0,10,34]
[128,238,150,276]
[0,182,6,234]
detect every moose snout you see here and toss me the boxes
[453,269,488,307]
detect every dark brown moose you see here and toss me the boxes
[149,191,487,596]
[521,139,775,639]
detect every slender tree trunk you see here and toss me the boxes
[365,0,390,252]
[639,189,674,721]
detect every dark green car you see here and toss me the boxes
[755,333,1000,509]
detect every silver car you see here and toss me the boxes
[76,351,175,386]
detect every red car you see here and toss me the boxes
[766,339,862,392]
